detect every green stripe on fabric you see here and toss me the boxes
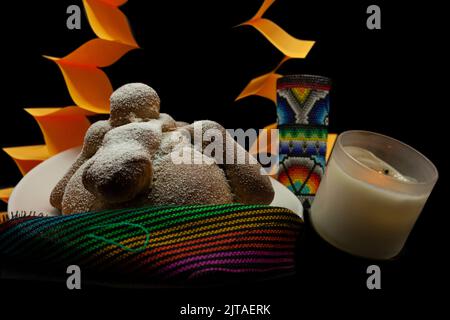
[79,210,297,268]
[52,205,258,264]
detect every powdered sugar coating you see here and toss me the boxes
[158,113,177,132]
[147,150,233,205]
[82,120,112,157]
[110,83,160,126]
[49,120,112,209]
[61,161,97,214]
[51,83,274,215]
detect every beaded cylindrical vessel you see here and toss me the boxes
[276,74,331,208]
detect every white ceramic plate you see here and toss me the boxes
[8,147,303,219]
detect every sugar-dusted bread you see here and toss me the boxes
[50,83,274,214]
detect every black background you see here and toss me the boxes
[0,0,447,315]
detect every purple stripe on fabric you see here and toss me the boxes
[187,265,295,279]
[159,250,294,274]
[166,257,295,278]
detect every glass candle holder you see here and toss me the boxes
[311,130,438,260]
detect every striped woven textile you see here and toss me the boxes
[0,204,303,286]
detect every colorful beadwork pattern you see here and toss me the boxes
[279,126,327,157]
[277,75,331,126]
[276,75,331,208]
[0,204,303,286]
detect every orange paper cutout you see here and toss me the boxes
[45,58,113,113]
[236,56,289,103]
[98,0,128,7]
[83,0,138,47]
[3,145,49,175]
[45,0,139,114]
[326,133,337,161]
[249,0,276,21]
[242,18,315,59]
[236,73,282,104]
[2,0,138,180]
[0,188,13,203]
[236,0,315,103]
[25,107,92,156]
[62,39,135,67]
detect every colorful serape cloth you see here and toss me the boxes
[276,75,331,208]
[0,204,303,286]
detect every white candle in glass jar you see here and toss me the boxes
[311,131,438,260]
